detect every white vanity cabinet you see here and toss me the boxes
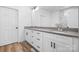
[43,32,78,52]
[25,29,79,52]
[25,30,43,52]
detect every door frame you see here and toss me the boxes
[0,6,19,43]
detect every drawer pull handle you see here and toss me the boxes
[37,38,40,41]
[32,36,34,37]
[37,46,40,48]
[51,42,52,47]
[54,43,55,48]
[37,33,40,34]
[31,42,33,44]
[26,32,28,35]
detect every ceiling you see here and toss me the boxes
[39,6,71,12]
[30,6,71,12]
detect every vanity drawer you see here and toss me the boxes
[34,41,42,51]
[34,31,43,38]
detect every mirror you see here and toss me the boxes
[62,7,78,28]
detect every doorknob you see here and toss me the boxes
[16,27,18,29]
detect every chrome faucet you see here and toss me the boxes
[56,23,69,32]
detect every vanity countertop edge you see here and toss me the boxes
[24,26,79,38]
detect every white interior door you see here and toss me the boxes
[0,7,18,46]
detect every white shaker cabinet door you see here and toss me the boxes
[43,33,56,52]
[43,32,74,52]
[53,35,73,52]
[55,42,73,52]
[43,37,56,52]
[72,37,79,52]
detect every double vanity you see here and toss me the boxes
[24,6,79,52]
[24,26,79,52]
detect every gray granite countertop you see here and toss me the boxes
[24,26,79,37]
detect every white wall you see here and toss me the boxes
[39,9,51,27]
[50,11,60,27]
[31,8,51,27]
[8,6,32,42]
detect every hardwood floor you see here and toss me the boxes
[0,42,32,52]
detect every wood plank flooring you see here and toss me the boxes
[0,42,32,52]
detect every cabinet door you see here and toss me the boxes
[43,37,56,52]
[54,34,73,46]
[52,34,73,52]
[43,32,73,52]
[43,33,56,52]
[55,41,73,52]
[72,37,79,52]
